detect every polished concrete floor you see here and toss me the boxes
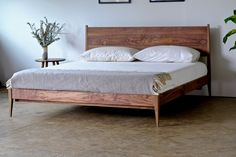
[0,89,236,157]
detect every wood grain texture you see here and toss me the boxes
[86,25,210,55]
[153,96,160,127]
[12,89,156,109]
[159,76,208,105]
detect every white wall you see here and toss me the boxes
[0,0,236,97]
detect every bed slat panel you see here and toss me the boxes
[159,76,208,104]
[12,89,155,108]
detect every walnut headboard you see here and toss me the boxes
[86,25,210,56]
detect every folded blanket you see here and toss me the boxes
[7,69,171,95]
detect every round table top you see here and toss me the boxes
[35,58,66,62]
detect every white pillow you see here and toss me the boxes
[133,45,200,63]
[81,46,139,62]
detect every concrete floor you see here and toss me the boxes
[0,89,236,157]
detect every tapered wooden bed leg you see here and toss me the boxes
[208,82,211,97]
[154,96,160,127]
[8,89,13,117]
[207,55,211,97]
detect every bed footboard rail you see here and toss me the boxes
[8,75,208,127]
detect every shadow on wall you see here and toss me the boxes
[0,44,3,86]
[61,27,84,60]
[0,37,35,85]
[0,39,10,85]
[211,26,236,96]
[64,28,81,50]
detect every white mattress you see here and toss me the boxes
[48,61,207,94]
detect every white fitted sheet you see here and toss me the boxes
[48,61,207,94]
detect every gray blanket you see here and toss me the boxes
[7,69,171,95]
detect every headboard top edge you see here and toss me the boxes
[86,25,209,28]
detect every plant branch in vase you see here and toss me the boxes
[27,17,65,60]
[223,10,236,51]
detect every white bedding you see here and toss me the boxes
[47,61,207,94]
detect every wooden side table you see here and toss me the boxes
[35,58,66,68]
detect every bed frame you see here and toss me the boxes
[8,25,211,127]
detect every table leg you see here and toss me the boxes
[41,62,44,68]
[56,61,59,65]
[45,61,48,67]
[53,61,55,66]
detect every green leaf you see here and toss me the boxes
[223,29,236,43]
[44,17,48,24]
[224,15,236,24]
[229,41,236,51]
[27,17,65,47]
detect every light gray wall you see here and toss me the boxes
[0,0,236,96]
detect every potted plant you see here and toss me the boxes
[27,17,65,60]
[223,10,236,51]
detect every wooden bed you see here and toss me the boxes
[8,25,211,127]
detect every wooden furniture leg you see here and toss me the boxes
[208,82,211,96]
[154,96,160,127]
[56,61,59,65]
[41,62,44,68]
[53,61,56,66]
[8,89,13,117]
[207,56,211,97]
